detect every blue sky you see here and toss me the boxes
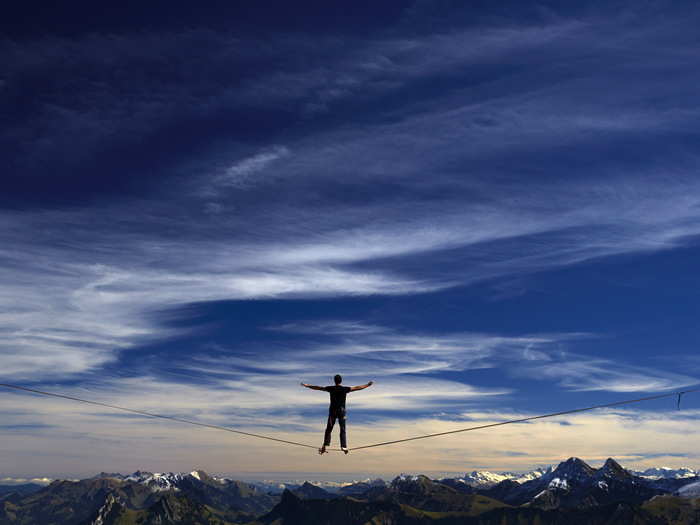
[1,0,700,479]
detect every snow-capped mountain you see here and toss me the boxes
[459,470,510,487]
[441,467,549,488]
[513,467,551,484]
[124,471,186,491]
[5,459,700,524]
[514,458,660,510]
[633,467,699,479]
[98,470,226,492]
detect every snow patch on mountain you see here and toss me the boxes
[124,471,185,492]
[396,474,421,482]
[116,470,228,492]
[548,477,569,490]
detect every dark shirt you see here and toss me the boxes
[324,385,351,412]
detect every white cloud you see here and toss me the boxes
[0,477,53,485]
[268,320,387,335]
[215,146,290,189]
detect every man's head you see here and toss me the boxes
[334,374,342,385]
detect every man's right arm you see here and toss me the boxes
[301,383,326,391]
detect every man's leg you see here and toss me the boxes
[323,412,336,447]
[339,413,347,451]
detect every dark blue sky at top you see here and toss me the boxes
[2,0,700,436]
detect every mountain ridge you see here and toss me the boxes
[3,458,700,524]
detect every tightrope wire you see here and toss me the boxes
[348,387,700,451]
[0,382,324,450]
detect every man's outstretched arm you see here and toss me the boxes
[301,382,326,391]
[350,381,373,392]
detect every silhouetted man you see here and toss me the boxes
[301,375,373,454]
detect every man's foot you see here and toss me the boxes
[318,446,327,455]
[342,447,349,455]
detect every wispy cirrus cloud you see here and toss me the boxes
[192,321,576,379]
[4,170,700,382]
[187,322,697,399]
[210,146,291,191]
[514,357,699,393]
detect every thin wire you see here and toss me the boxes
[0,382,333,451]
[1,382,697,453]
[348,387,700,451]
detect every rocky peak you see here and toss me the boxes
[291,481,334,500]
[188,469,214,484]
[92,472,124,480]
[550,457,596,482]
[596,458,632,481]
[390,474,435,493]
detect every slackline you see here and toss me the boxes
[1,382,698,453]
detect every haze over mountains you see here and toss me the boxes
[2,457,700,524]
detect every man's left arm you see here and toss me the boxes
[350,381,373,392]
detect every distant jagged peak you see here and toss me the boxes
[462,470,511,486]
[516,466,551,482]
[391,473,432,486]
[188,469,217,483]
[290,481,336,500]
[127,470,153,479]
[294,481,325,492]
[452,467,550,487]
[634,466,699,479]
[394,473,427,481]
[336,477,386,496]
[122,471,185,492]
[189,470,204,480]
[91,472,125,480]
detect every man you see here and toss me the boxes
[301,375,373,454]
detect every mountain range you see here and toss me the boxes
[2,458,699,524]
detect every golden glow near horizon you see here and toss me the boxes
[2,387,698,479]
